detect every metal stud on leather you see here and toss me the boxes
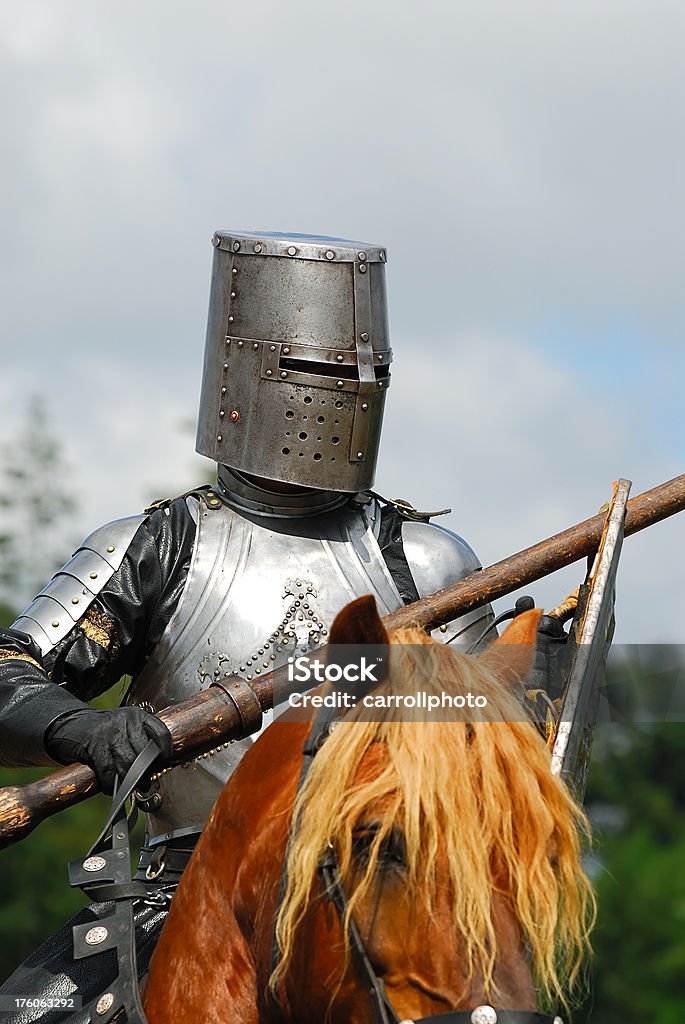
[470,1008,498,1024]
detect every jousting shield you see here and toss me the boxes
[550,478,631,801]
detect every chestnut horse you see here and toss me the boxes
[144,599,594,1023]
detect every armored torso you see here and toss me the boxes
[7,472,490,844]
[126,482,489,844]
[128,492,410,842]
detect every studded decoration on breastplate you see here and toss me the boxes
[197,578,327,687]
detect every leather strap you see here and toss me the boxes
[319,847,399,1024]
[418,1014,556,1024]
[270,703,336,977]
[136,842,197,877]
[68,739,167,1024]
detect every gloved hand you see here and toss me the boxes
[528,614,568,699]
[44,706,173,795]
[537,614,567,644]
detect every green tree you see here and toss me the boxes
[0,765,118,979]
[579,721,685,1022]
[0,401,125,979]
[0,397,77,610]
[0,398,203,979]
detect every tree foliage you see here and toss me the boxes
[577,721,685,1021]
[0,616,139,979]
[0,397,77,609]
[0,402,127,977]
[0,766,117,979]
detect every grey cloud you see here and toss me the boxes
[378,334,682,642]
[0,0,682,638]
[2,0,682,342]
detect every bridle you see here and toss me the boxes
[272,703,566,1024]
[317,837,563,1024]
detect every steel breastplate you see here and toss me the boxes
[128,497,403,843]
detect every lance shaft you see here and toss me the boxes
[385,472,685,632]
[0,472,683,849]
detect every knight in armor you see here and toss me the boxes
[0,232,493,1020]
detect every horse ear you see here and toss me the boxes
[477,608,544,685]
[329,595,390,646]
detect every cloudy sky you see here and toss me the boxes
[1,0,682,642]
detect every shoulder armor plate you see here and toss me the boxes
[401,521,492,647]
[401,521,481,597]
[13,514,148,656]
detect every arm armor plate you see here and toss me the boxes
[13,514,148,657]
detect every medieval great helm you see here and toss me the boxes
[195,231,392,492]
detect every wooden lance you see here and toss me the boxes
[0,472,683,850]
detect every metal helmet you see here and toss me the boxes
[195,231,392,492]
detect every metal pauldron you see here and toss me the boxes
[12,514,148,655]
[400,519,493,646]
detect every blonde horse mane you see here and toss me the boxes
[272,626,595,1009]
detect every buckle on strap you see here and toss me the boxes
[145,850,166,880]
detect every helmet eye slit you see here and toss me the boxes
[280,356,359,381]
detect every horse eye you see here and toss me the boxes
[351,829,377,862]
[352,827,406,871]
[379,832,406,869]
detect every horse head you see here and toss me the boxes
[144,597,594,1024]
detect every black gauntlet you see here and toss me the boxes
[529,614,568,700]
[45,706,173,795]
[0,628,88,768]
